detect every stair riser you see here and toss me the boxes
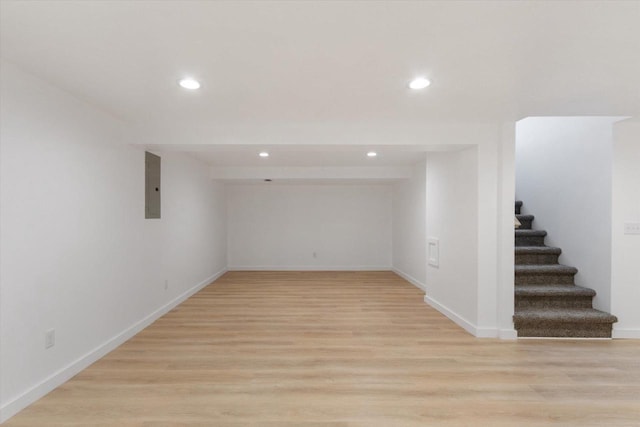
[513,201,618,338]
[515,323,613,338]
[517,218,533,229]
[515,236,546,246]
[515,296,593,309]
[515,253,560,265]
[515,274,575,285]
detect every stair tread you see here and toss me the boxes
[515,264,578,274]
[515,285,596,297]
[516,214,534,220]
[515,229,547,237]
[513,201,618,336]
[514,308,618,323]
[515,246,562,254]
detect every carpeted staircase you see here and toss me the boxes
[513,201,617,338]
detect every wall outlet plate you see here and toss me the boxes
[427,237,440,268]
[624,222,640,235]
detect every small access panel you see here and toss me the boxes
[145,151,161,219]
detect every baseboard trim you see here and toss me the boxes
[612,328,640,339]
[422,295,515,339]
[228,265,392,271]
[0,268,227,424]
[391,268,426,292]
[499,328,518,340]
[423,295,512,339]
[474,327,500,338]
[424,294,479,337]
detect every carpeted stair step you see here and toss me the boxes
[513,308,618,338]
[515,229,547,246]
[515,246,562,265]
[515,264,578,285]
[516,214,534,230]
[515,285,595,309]
[513,200,618,338]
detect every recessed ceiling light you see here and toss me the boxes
[367,151,377,157]
[409,77,431,90]
[179,78,201,90]
[259,152,269,158]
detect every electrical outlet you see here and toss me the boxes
[427,237,439,268]
[45,329,55,349]
[624,222,640,235]
[164,279,169,290]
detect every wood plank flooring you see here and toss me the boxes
[6,271,640,426]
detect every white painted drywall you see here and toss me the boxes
[226,184,392,270]
[211,166,413,181]
[0,63,227,420]
[392,161,427,289]
[475,139,500,336]
[425,148,479,333]
[611,119,640,338]
[515,117,623,312]
[496,123,516,339]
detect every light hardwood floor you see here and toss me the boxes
[7,271,640,426]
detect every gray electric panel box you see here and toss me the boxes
[145,151,161,219]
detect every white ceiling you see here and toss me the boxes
[148,144,465,167]
[1,0,639,167]
[193,148,425,168]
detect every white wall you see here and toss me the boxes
[0,63,227,421]
[392,161,427,290]
[516,117,623,312]
[227,184,392,270]
[425,148,479,334]
[611,119,640,338]
[497,123,516,339]
[0,60,518,425]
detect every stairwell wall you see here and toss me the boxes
[0,63,228,421]
[611,118,640,338]
[515,117,624,313]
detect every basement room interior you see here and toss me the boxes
[1,1,639,425]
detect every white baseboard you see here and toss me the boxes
[0,268,227,424]
[424,294,478,337]
[612,328,640,339]
[423,294,512,339]
[391,268,426,292]
[473,327,499,338]
[499,328,518,340]
[228,265,391,271]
